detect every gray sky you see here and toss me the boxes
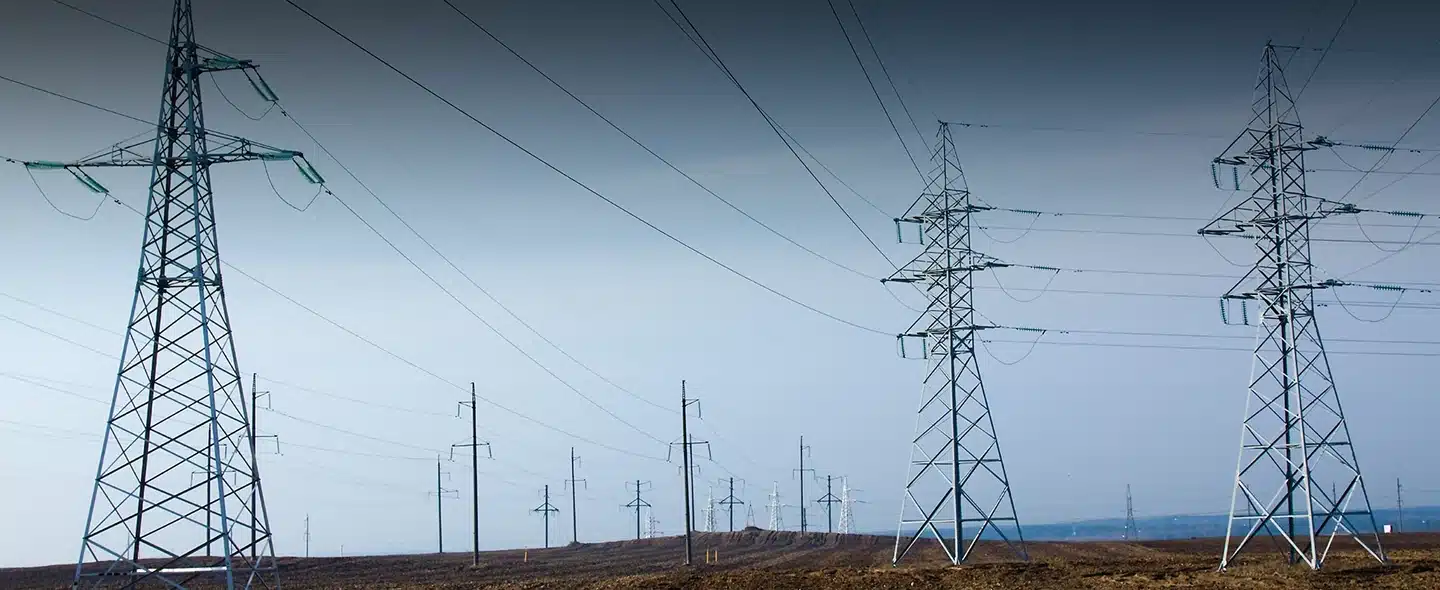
[2,0,1439,567]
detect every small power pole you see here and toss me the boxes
[304,514,310,558]
[717,477,746,532]
[625,480,653,540]
[453,382,491,566]
[565,447,587,544]
[1124,484,1140,540]
[767,482,785,530]
[794,436,814,533]
[532,485,560,548]
[250,373,276,562]
[668,380,710,565]
[816,475,841,533]
[429,457,459,553]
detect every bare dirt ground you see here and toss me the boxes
[5,530,1439,588]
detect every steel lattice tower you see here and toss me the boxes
[1202,43,1384,571]
[1123,484,1139,541]
[40,1,315,587]
[886,122,1026,565]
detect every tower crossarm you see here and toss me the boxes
[23,132,318,171]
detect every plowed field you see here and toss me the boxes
[5,530,1439,588]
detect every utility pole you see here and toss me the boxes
[532,485,560,548]
[793,436,814,533]
[452,383,491,566]
[250,373,276,563]
[767,482,785,531]
[565,447,587,544]
[816,475,841,534]
[25,2,320,586]
[1205,43,1385,571]
[1124,484,1139,541]
[717,477,746,533]
[884,122,1028,566]
[624,480,653,540]
[304,514,310,559]
[668,380,709,565]
[429,457,459,553]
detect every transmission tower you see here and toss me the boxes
[429,458,459,553]
[1123,484,1139,541]
[767,482,785,531]
[647,514,662,539]
[1397,478,1404,534]
[838,477,863,534]
[816,475,841,534]
[302,514,310,559]
[884,121,1027,565]
[1203,43,1385,571]
[452,382,491,566]
[717,477,746,532]
[701,487,717,533]
[565,447,587,544]
[532,485,560,548]
[624,480,653,540]
[21,2,321,587]
[745,505,757,529]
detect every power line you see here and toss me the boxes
[654,0,907,274]
[284,0,889,337]
[844,0,925,148]
[1293,0,1359,102]
[16,5,680,461]
[318,183,668,446]
[823,0,925,181]
[440,0,878,284]
[0,73,151,126]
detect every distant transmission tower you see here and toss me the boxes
[767,482,785,531]
[1123,484,1139,541]
[885,121,1027,565]
[22,2,321,587]
[532,485,560,548]
[1203,43,1385,571]
[838,477,863,534]
[647,514,662,539]
[701,487,717,533]
[745,505,757,529]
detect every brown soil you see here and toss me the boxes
[6,531,1440,588]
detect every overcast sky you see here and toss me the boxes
[2,0,1439,568]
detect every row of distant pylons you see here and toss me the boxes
[19,0,1389,587]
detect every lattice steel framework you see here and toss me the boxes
[36,1,316,587]
[886,122,1026,565]
[1202,43,1384,571]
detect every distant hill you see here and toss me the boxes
[880,506,1440,541]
